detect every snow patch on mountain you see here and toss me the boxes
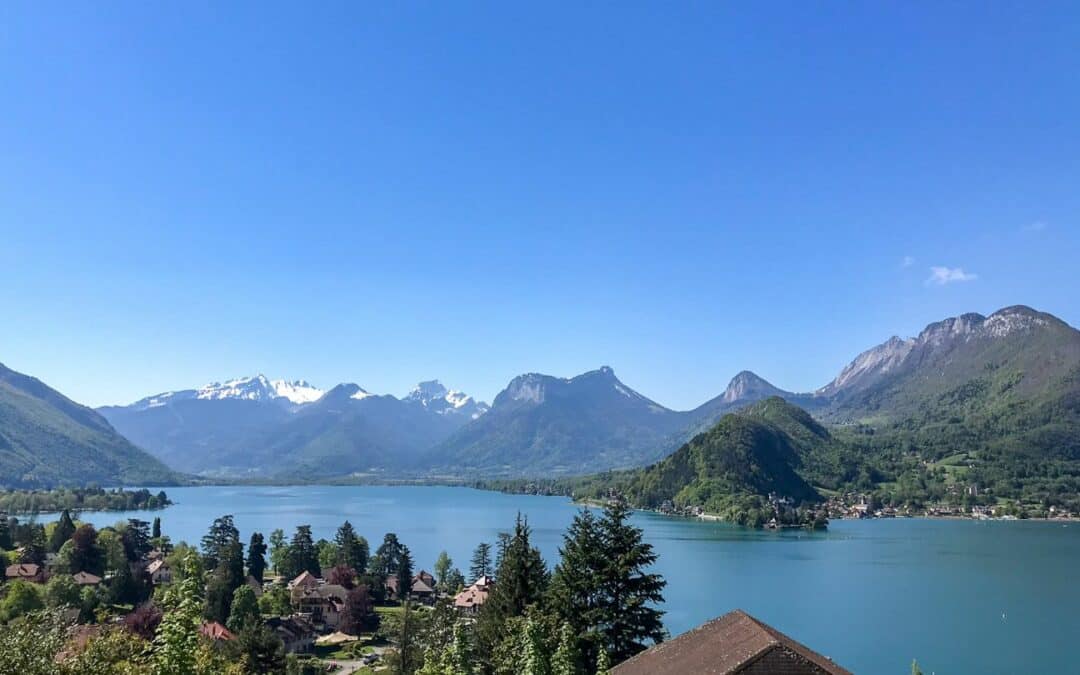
[271,379,325,404]
[406,380,489,418]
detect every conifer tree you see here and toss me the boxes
[477,514,548,664]
[396,545,415,603]
[469,542,492,582]
[596,501,665,665]
[551,622,581,675]
[49,509,76,553]
[548,509,604,669]
[247,532,268,583]
[287,525,320,577]
[334,521,369,574]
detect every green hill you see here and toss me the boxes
[571,398,834,525]
[0,362,177,488]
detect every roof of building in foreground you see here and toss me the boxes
[611,609,853,675]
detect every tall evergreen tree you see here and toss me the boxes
[287,525,320,577]
[334,521,369,574]
[268,529,287,574]
[372,533,404,578]
[247,532,268,583]
[396,545,415,602]
[596,501,666,665]
[69,524,104,575]
[201,515,240,571]
[122,519,152,561]
[48,509,76,553]
[494,532,511,574]
[548,509,605,670]
[551,623,581,675]
[151,517,162,540]
[469,542,492,582]
[477,514,548,665]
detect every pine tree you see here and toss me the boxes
[372,533,404,579]
[548,509,605,670]
[477,514,548,665]
[334,521,369,574]
[495,532,511,574]
[397,545,415,603]
[247,532,268,583]
[49,509,76,553]
[287,525,320,577]
[201,515,240,571]
[596,501,665,665]
[152,517,162,540]
[469,542,492,582]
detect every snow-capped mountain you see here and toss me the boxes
[405,380,490,419]
[123,374,324,411]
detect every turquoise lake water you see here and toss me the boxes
[56,485,1080,674]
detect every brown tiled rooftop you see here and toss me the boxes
[611,609,853,675]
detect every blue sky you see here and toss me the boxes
[1,2,1078,409]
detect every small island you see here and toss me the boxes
[0,487,172,515]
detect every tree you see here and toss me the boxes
[397,545,415,603]
[372,533,404,579]
[68,524,104,576]
[286,525,320,578]
[340,585,375,635]
[551,622,580,675]
[595,648,610,675]
[520,616,551,675]
[477,514,548,665]
[548,509,605,670]
[124,602,164,640]
[433,551,452,592]
[247,532,268,583]
[43,573,81,609]
[912,660,924,675]
[107,557,149,606]
[201,515,240,571]
[122,519,152,561]
[316,539,339,570]
[152,517,162,540]
[327,564,356,589]
[596,501,665,665]
[49,509,76,553]
[1,580,43,621]
[469,542,492,582]
[152,551,204,675]
[258,583,292,617]
[19,524,46,565]
[334,521,369,574]
[494,532,511,574]
[227,585,261,633]
[445,568,466,594]
[384,601,424,675]
[269,529,287,574]
[97,528,127,572]
[234,619,286,674]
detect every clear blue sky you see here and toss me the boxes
[1,2,1078,409]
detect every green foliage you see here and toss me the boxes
[246,532,267,583]
[44,573,81,609]
[226,585,261,633]
[334,521,369,574]
[0,361,177,489]
[258,582,292,617]
[151,551,204,675]
[48,509,76,552]
[233,619,286,674]
[433,551,452,591]
[1,580,44,621]
[469,542,492,582]
[285,525,320,578]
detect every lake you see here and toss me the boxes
[55,485,1079,674]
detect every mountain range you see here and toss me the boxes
[3,304,1077,496]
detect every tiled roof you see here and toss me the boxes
[611,610,853,675]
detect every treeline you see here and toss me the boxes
[0,487,171,514]
[0,501,668,675]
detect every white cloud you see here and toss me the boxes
[1022,221,1047,232]
[926,266,978,286]
[901,255,915,268]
